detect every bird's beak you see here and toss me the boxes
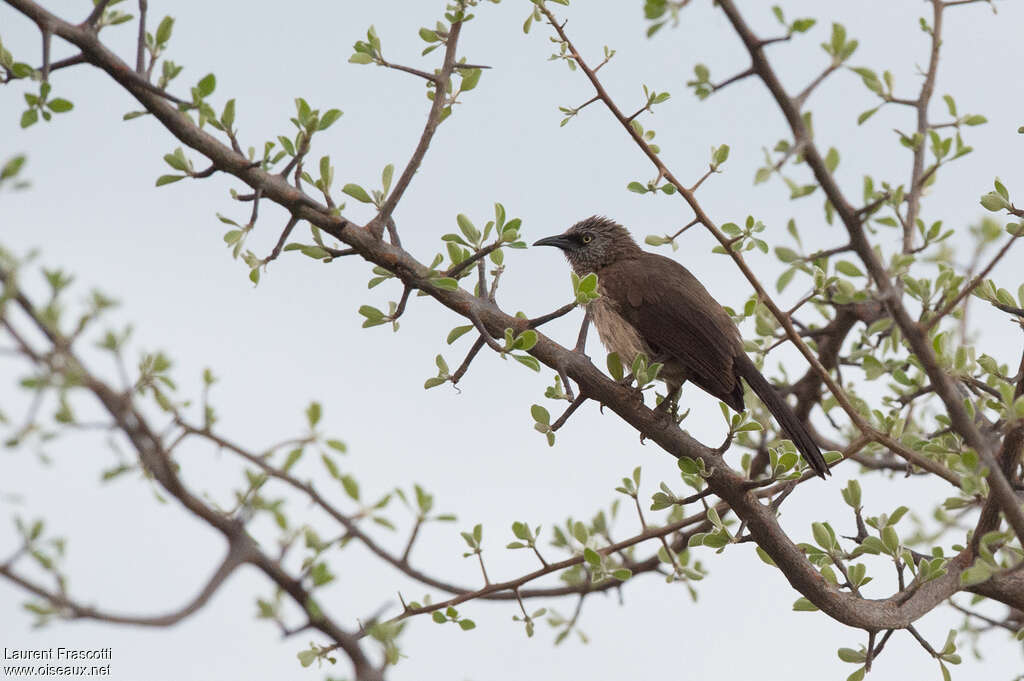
[533,234,574,250]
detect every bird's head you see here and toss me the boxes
[533,216,640,273]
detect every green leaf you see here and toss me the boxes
[155,16,174,44]
[220,99,236,128]
[457,214,481,244]
[163,149,190,171]
[837,648,866,663]
[358,305,384,321]
[155,174,185,186]
[824,147,839,173]
[857,107,879,125]
[432,611,447,623]
[460,68,482,91]
[430,277,459,291]
[963,114,987,126]
[792,597,819,611]
[306,401,322,427]
[755,546,776,566]
[514,330,538,351]
[626,181,647,194]
[980,192,1009,212]
[511,351,539,371]
[842,479,862,508]
[349,52,374,64]
[318,108,343,130]
[811,522,834,550]
[340,474,360,501]
[46,98,73,113]
[0,155,26,180]
[792,18,816,33]
[776,267,796,293]
[458,619,476,631]
[943,94,957,117]
[712,144,730,166]
[196,73,216,98]
[446,325,474,344]
[960,560,993,586]
[19,109,38,128]
[835,260,864,277]
[342,183,373,203]
[606,352,624,381]
[775,246,801,263]
[531,404,550,425]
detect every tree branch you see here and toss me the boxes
[374,20,464,232]
[0,537,252,626]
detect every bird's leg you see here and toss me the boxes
[652,380,686,429]
[654,382,683,415]
[641,383,683,443]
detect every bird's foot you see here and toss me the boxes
[652,392,680,427]
[620,372,645,403]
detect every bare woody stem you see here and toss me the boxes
[375,21,464,231]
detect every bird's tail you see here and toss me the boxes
[734,354,830,478]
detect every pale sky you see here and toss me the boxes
[2,1,1023,680]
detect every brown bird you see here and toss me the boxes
[534,216,829,478]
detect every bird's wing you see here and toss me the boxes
[600,253,743,405]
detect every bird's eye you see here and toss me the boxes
[581,233,593,244]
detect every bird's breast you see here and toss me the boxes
[589,297,649,366]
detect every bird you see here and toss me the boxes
[533,215,830,478]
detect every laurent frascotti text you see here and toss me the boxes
[4,647,112,660]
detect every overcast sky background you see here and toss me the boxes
[2,1,1023,680]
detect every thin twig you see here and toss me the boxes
[135,0,147,74]
[906,624,938,656]
[378,60,436,82]
[40,27,51,82]
[451,336,487,385]
[711,66,755,94]
[925,224,1024,330]
[550,394,588,432]
[400,518,423,564]
[793,64,837,109]
[84,0,112,27]
[528,302,577,329]
[376,20,465,227]
[468,310,503,352]
[445,242,503,279]
[264,215,300,265]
